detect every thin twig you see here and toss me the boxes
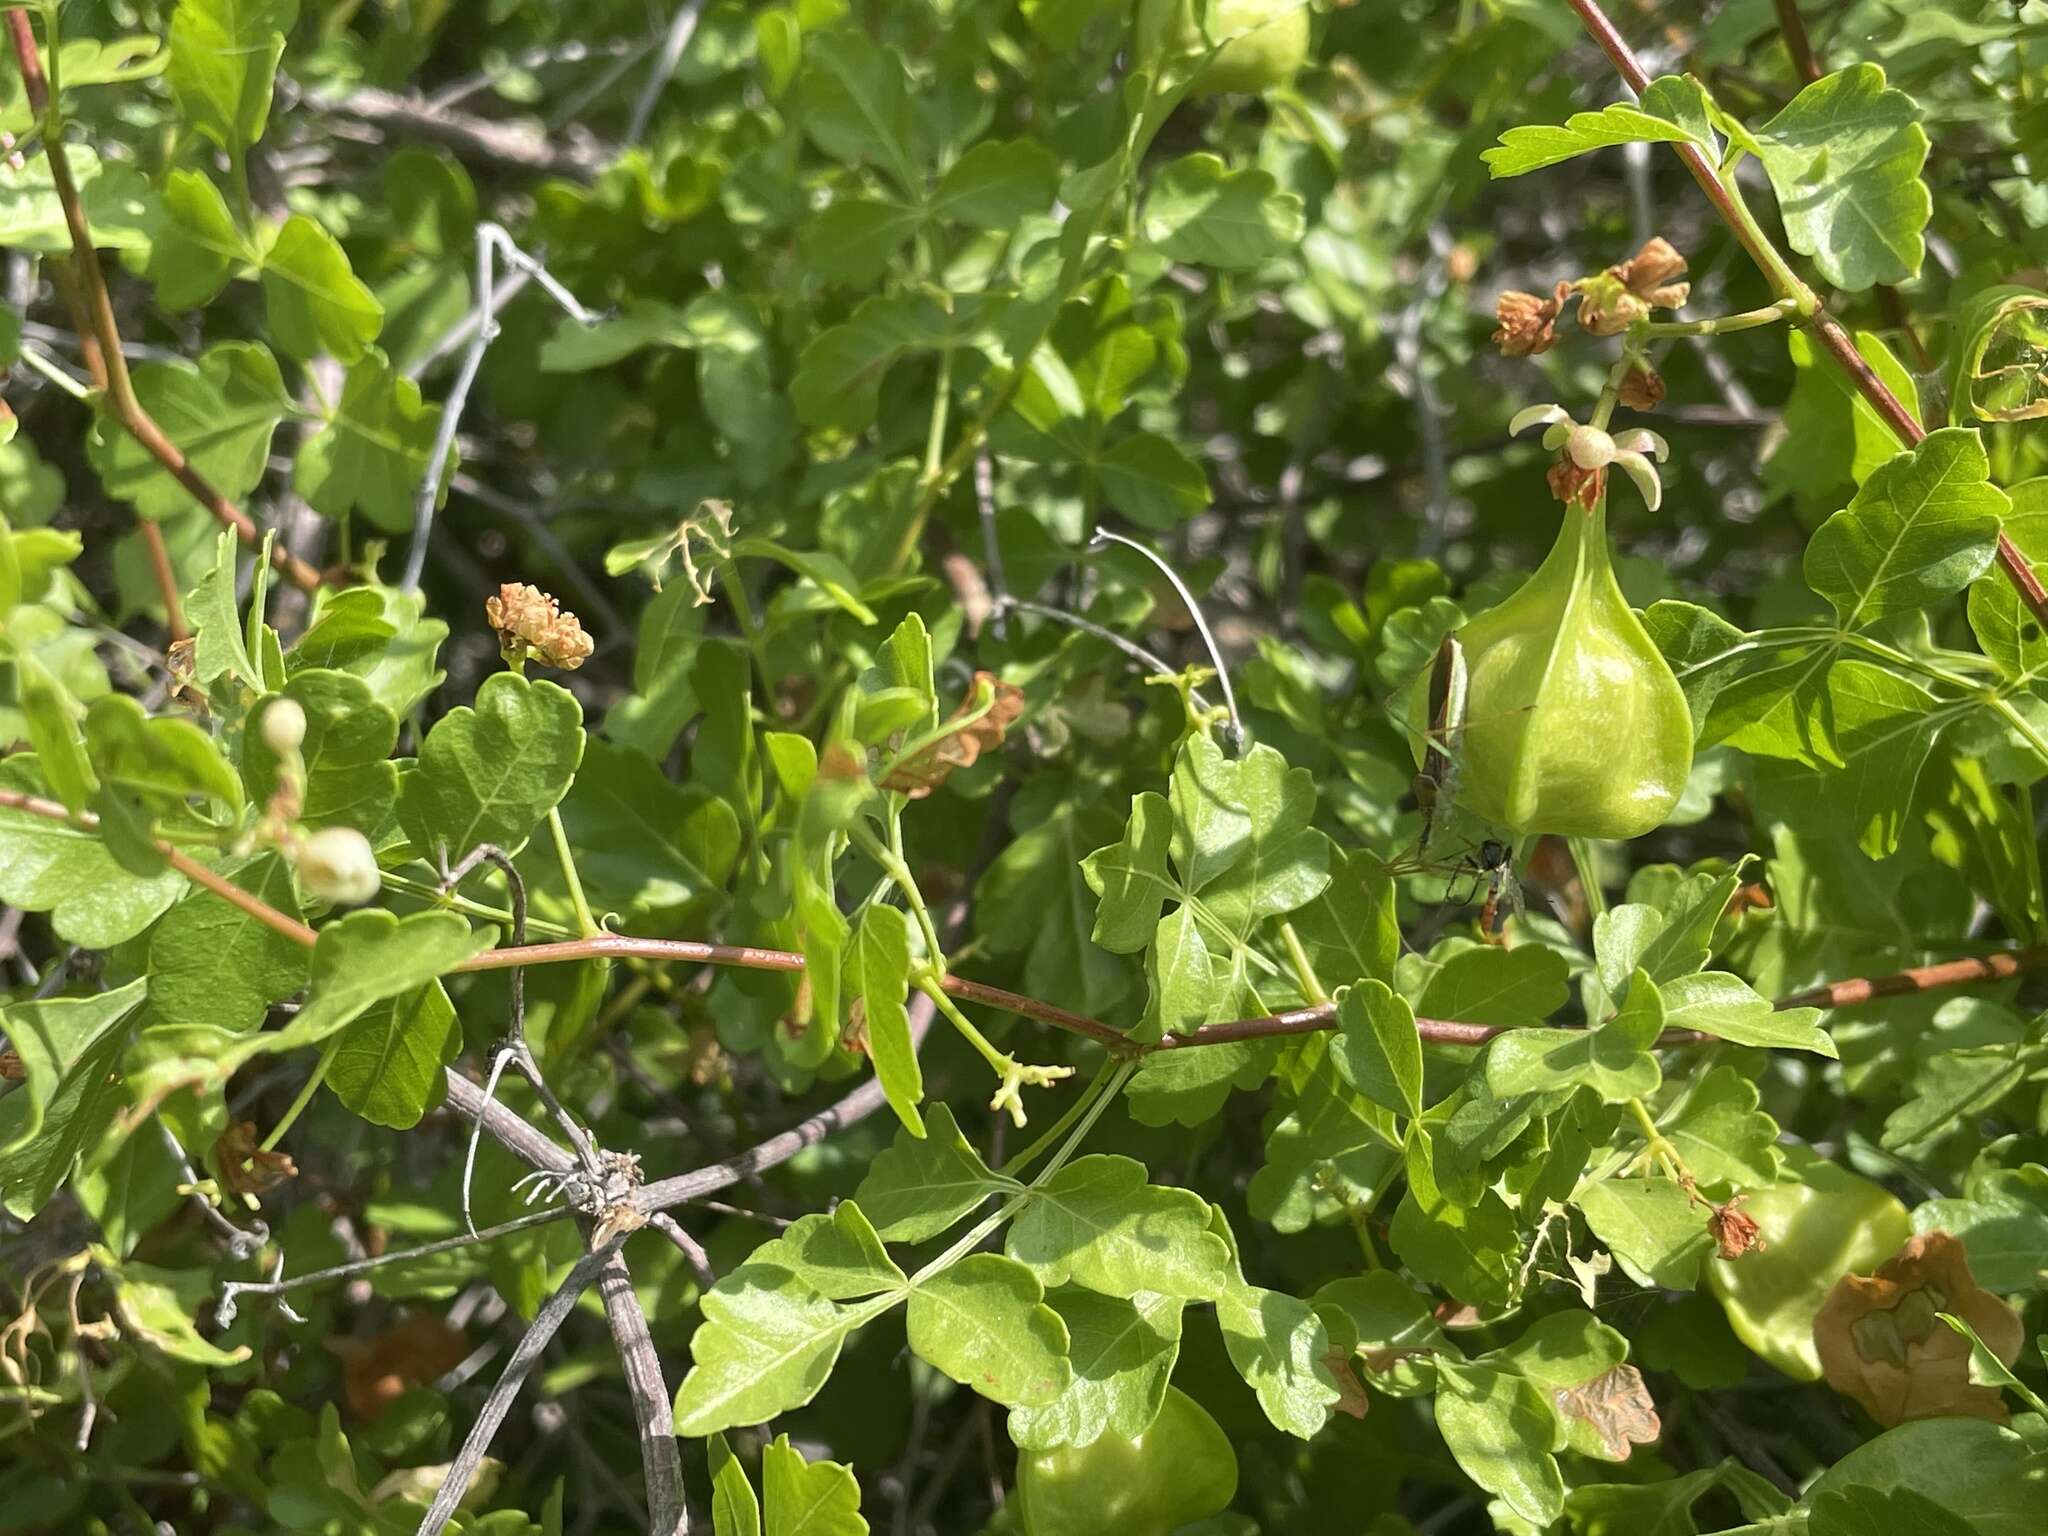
[158,1120,268,1262]
[998,597,1217,715]
[1564,0,2048,631]
[414,1236,624,1536]
[626,0,709,145]
[648,1212,716,1290]
[301,81,614,178]
[214,1208,570,1326]
[975,449,1009,640]
[595,1248,689,1536]
[1090,528,1244,751]
[3,9,320,593]
[401,223,601,590]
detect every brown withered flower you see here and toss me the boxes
[215,1121,299,1200]
[1577,237,1691,335]
[1708,1196,1764,1260]
[0,1048,24,1082]
[485,583,595,671]
[881,672,1027,798]
[1812,1230,2023,1426]
[1547,456,1604,511]
[1618,361,1666,411]
[1493,281,1574,357]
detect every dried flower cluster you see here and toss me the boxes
[1492,237,1690,364]
[486,582,595,671]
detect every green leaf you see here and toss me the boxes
[294,349,447,533]
[184,530,261,688]
[1142,154,1304,269]
[733,537,878,624]
[1659,971,1834,1056]
[709,1435,761,1536]
[538,299,695,370]
[849,903,925,1137]
[88,342,290,521]
[398,671,585,861]
[1389,1127,1523,1306]
[975,795,1134,1018]
[108,1257,251,1367]
[1007,1289,1185,1451]
[83,692,243,816]
[1248,1048,1401,1234]
[0,145,158,255]
[1563,1464,1744,1536]
[1662,1067,1781,1189]
[1803,1417,2047,1536]
[1913,1165,2048,1295]
[854,1103,1020,1243]
[762,1433,868,1536]
[145,169,250,310]
[1404,941,1571,1026]
[261,215,384,364]
[797,29,924,197]
[1485,970,1664,1104]
[0,755,184,945]
[1333,979,1423,1119]
[326,981,459,1129]
[226,909,488,1066]
[790,293,986,430]
[291,586,448,719]
[1095,432,1210,529]
[1573,1176,1712,1290]
[18,652,96,814]
[1007,1154,1234,1301]
[1216,1272,1342,1439]
[1804,428,2006,627]
[1290,850,1400,993]
[743,1202,907,1301]
[242,671,400,833]
[673,1266,873,1436]
[555,739,741,917]
[1434,1361,1565,1527]
[1084,734,1332,1036]
[931,139,1058,228]
[797,196,925,287]
[1751,64,1931,291]
[1968,477,2048,682]
[147,853,307,1031]
[167,0,297,154]
[0,981,149,1217]
[1482,75,1717,177]
[907,1254,1072,1408]
[1766,329,1924,503]
[1882,1039,2033,1151]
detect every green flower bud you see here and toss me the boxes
[1454,495,1693,839]
[297,826,381,906]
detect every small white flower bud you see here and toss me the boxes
[296,826,380,906]
[260,698,307,756]
[1566,424,1618,470]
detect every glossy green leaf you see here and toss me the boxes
[762,1434,868,1536]
[0,756,184,945]
[1434,1361,1566,1526]
[709,1435,761,1536]
[554,739,741,917]
[326,981,459,1129]
[1484,969,1664,1103]
[850,902,925,1137]
[88,342,289,521]
[398,670,585,861]
[147,853,308,1032]
[1007,1154,1234,1301]
[854,1103,1021,1242]
[1805,428,2006,627]
[1333,979,1423,1119]
[1141,153,1304,269]
[1750,64,1930,291]
[1659,972,1834,1056]
[167,0,297,154]
[1007,1288,1185,1451]
[261,215,384,363]
[144,169,249,309]
[1216,1272,1342,1439]
[907,1254,1072,1408]
[294,349,447,532]
[0,981,149,1216]
[242,670,400,833]
[673,1267,874,1436]
[1483,75,1717,177]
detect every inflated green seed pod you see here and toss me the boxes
[1452,493,1693,839]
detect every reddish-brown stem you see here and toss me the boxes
[1564,0,2048,640]
[5,784,2042,1053]
[4,7,321,595]
[1772,0,1822,84]
[0,787,319,945]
